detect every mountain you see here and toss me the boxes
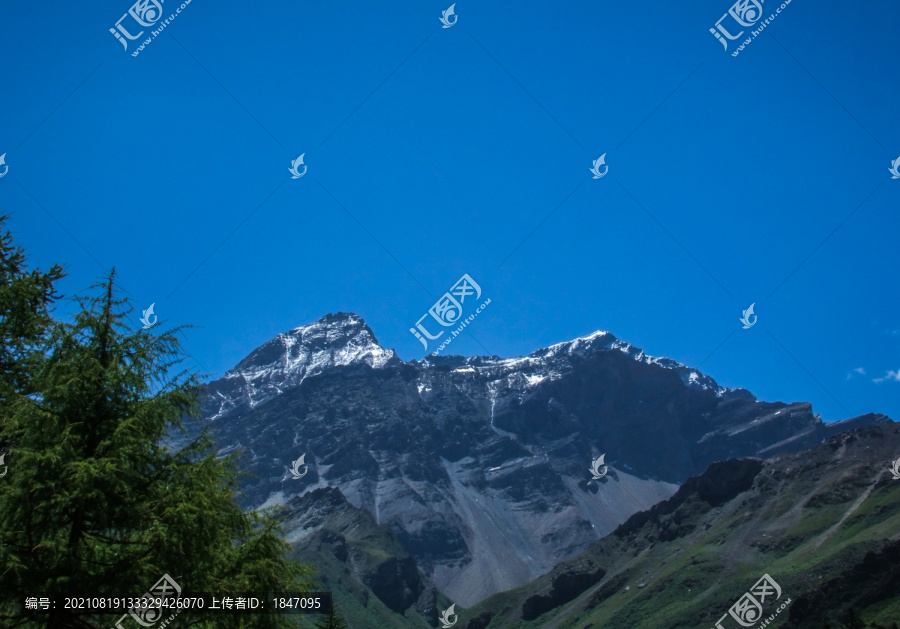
[458,423,900,628]
[281,486,446,628]
[197,313,891,608]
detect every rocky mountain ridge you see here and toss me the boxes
[197,313,892,606]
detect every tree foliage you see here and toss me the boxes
[313,604,347,629]
[0,215,64,405]
[0,224,315,628]
[840,609,867,629]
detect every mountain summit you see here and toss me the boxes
[199,314,891,607]
[205,312,396,416]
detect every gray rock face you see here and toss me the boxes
[199,313,891,606]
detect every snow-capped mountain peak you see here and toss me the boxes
[531,330,625,358]
[206,315,728,419]
[521,329,727,393]
[216,313,395,411]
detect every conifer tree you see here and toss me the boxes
[840,609,866,629]
[314,604,348,629]
[0,215,64,405]
[0,267,315,628]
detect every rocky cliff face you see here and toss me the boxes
[278,486,446,625]
[198,313,891,606]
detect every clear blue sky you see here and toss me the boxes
[1,0,897,422]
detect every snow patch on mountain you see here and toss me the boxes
[205,313,734,423]
[530,330,728,394]
[419,329,728,396]
[211,313,395,413]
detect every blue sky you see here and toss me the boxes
[1,0,897,422]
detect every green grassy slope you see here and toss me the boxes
[459,424,900,629]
